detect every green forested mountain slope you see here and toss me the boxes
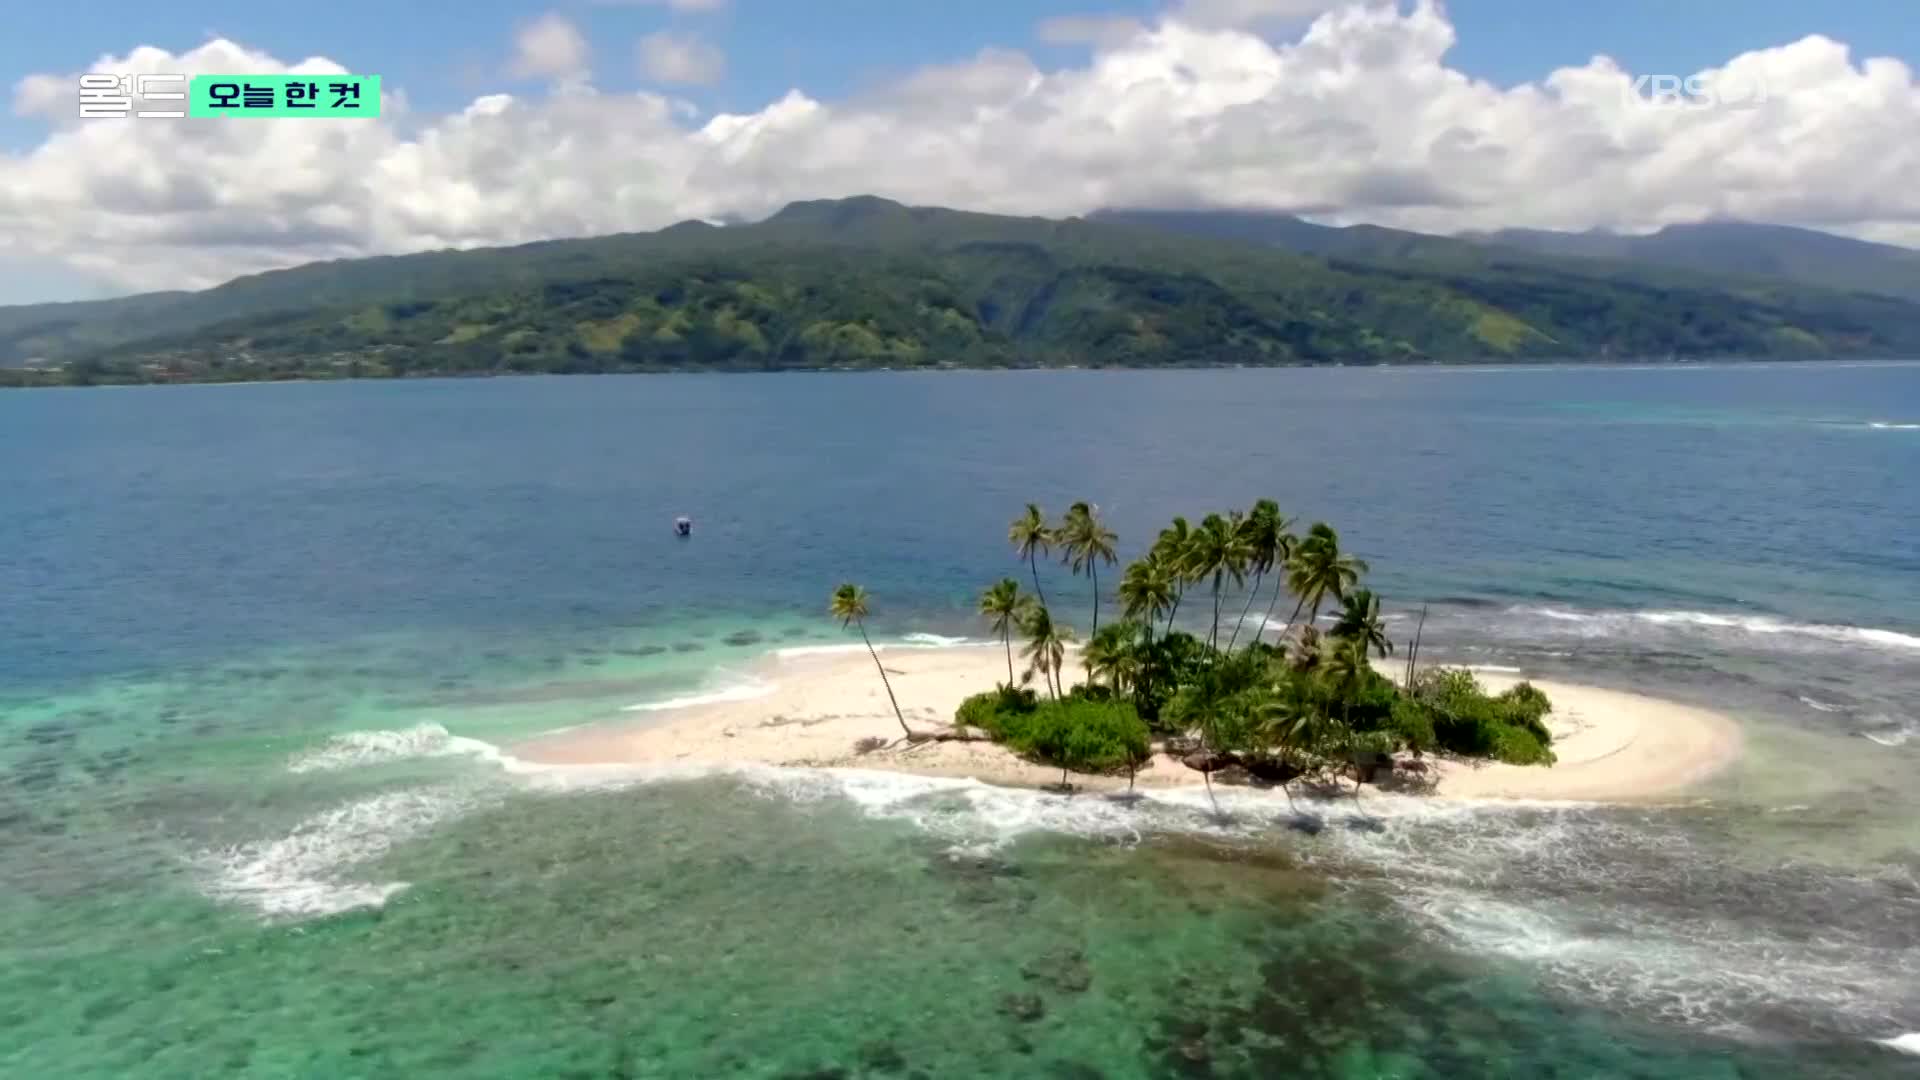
[6,196,1920,383]
[1463,221,1920,303]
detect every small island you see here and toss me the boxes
[519,500,1740,803]
[828,501,1556,798]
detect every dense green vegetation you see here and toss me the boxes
[1469,221,1920,304]
[946,501,1556,793]
[8,196,1920,386]
[1100,207,1920,307]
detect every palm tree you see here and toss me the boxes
[1282,523,1369,641]
[1258,513,1302,649]
[1287,625,1325,675]
[1184,512,1252,651]
[1152,517,1194,635]
[1058,501,1119,636]
[1259,693,1328,764]
[1008,504,1054,610]
[1082,621,1145,695]
[1228,500,1293,652]
[1117,555,1176,644]
[829,583,910,739]
[1019,604,1075,700]
[977,578,1031,687]
[1320,635,1372,768]
[1330,588,1393,660]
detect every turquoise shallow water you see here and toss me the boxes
[3,364,1919,1076]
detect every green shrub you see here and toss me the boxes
[1388,697,1437,754]
[1411,668,1557,765]
[1500,680,1551,718]
[1488,722,1555,766]
[991,697,1150,781]
[1495,682,1553,742]
[1064,702,1152,776]
[955,685,1037,738]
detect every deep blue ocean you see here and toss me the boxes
[2,364,1917,1077]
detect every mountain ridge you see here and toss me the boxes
[6,197,1920,384]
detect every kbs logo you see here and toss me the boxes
[1625,72,1770,111]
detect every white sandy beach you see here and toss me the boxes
[514,643,1744,801]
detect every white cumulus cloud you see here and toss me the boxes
[637,31,726,86]
[1171,0,1354,29]
[509,12,590,82]
[1,0,1917,295]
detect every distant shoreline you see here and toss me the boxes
[9,355,1918,391]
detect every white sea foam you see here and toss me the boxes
[705,769,1913,1036]
[1463,664,1524,674]
[900,632,973,646]
[287,723,505,774]
[1513,606,1920,653]
[1797,696,1843,713]
[1867,421,1920,430]
[621,676,776,713]
[1382,888,1902,1033]
[495,753,1480,852]
[1878,1033,1920,1055]
[771,643,872,659]
[200,786,493,919]
[1322,807,1920,1039]
[218,749,1917,1044]
[773,636,994,660]
[713,764,1562,856]
[1860,719,1917,748]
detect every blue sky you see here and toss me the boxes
[4,0,1915,152]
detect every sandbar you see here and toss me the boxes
[513,644,1743,802]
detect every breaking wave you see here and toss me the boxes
[1510,606,1920,653]
[900,632,974,646]
[773,635,994,660]
[221,748,1920,1042]
[198,785,498,919]
[1860,718,1918,748]
[288,722,505,774]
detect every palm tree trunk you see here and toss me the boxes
[1279,592,1311,643]
[858,621,910,738]
[1258,572,1289,649]
[1404,603,1427,692]
[1003,628,1014,687]
[1028,553,1048,610]
[1165,591,1182,637]
[1089,562,1100,636]
[1227,571,1263,652]
[1210,578,1223,651]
